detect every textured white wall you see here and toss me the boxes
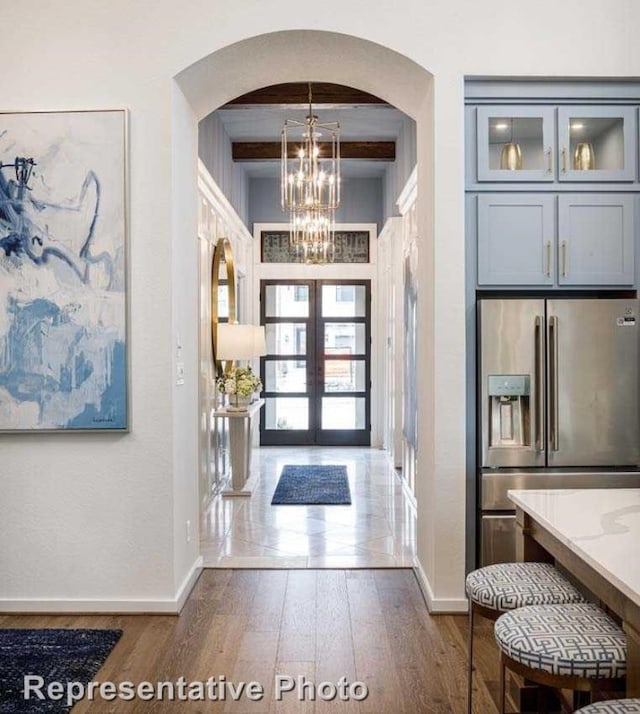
[1,0,640,610]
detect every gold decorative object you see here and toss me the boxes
[210,237,236,376]
[573,142,595,170]
[500,142,523,170]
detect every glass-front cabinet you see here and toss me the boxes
[557,106,636,182]
[477,106,555,182]
[477,104,637,184]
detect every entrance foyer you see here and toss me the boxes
[200,447,416,568]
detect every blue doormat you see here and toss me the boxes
[271,464,351,505]
[0,628,122,713]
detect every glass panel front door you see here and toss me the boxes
[260,280,371,446]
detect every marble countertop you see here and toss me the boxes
[508,488,640,608]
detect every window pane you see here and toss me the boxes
[488,116,544,171]
[324,323,366,355]
[266,323,307,355]
[265,397,308,430]
[265,284,309,318]
[265,360,307,392]
[321,397,366,430]
[568,117,624,171]
[324,360,366,392]
[322,285,366,317]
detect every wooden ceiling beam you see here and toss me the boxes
[232,141,396,161]
[225,82,387,107]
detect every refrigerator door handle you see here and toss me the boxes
[549,315,559,451]
[534,316,545,451]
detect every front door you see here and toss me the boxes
[260,279,371,446]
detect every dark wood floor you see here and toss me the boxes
[0,570,501,713]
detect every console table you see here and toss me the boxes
[212,399,264,497]
[510,488,640,697]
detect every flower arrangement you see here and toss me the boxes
[216,365,262,402]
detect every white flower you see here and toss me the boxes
[216,366,262,396]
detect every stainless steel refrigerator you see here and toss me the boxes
[478,297,640,565]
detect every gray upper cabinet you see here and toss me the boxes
[557,106,636,182]
[476,104,638,186]
[478,194,555,285]
[468,83,640,291]
[557,194,635,285]
[477,106,555,182]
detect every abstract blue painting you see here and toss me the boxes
[0,110,128,430]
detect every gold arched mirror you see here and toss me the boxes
[211,237,237,376]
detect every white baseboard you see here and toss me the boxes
[413,559,469,614]
[175,556,203,612]
[0,557,203,615]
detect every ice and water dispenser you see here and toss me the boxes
[487,375,530,449]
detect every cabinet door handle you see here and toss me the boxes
[534,315,545,451]
[546,147,553,174]
[545,240,552,277]
[561,147,567,173]
[561,240,568,277]
[549,316,559,452]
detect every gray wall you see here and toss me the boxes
[249,176,383,230]
[200,111,416,232]
[198,113,249,225]
[383,116,417,221]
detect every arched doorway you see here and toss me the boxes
[171,30,465,611]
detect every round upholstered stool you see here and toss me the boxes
[575,700,640,713]
[465,562,585,713]
[495,603,627,713]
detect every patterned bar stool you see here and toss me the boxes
[494,603,627,713]
[466,563,586,713]
[575,700,640,713]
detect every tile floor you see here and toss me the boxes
[200,446,417,568]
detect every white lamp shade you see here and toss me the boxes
[216,323,257,361]
[253,325,267,357]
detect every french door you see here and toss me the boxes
[259,279,371,446]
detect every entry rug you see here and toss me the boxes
[0,628,122,713]
[271,464,351,505]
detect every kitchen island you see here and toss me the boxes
[509,488,640,697]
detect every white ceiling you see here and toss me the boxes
[216,104,408,179]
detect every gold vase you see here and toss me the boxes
[500,142,523,170]
[573,142,595,170]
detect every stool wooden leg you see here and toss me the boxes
[499,655,506,714]
[467,601,474,714]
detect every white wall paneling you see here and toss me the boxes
[197,162,253,509]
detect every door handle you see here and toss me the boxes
[548,316,559,451]
[561,241,568,277]
[546,147,553,174]
[534,316,545,451]
[545,241,552,277]
[561,147,568,173]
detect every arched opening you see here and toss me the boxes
[171,30,464,610]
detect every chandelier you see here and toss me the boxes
[281,83,340,263]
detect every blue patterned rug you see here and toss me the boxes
[0,628,122,712]
[271,464,351,505]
